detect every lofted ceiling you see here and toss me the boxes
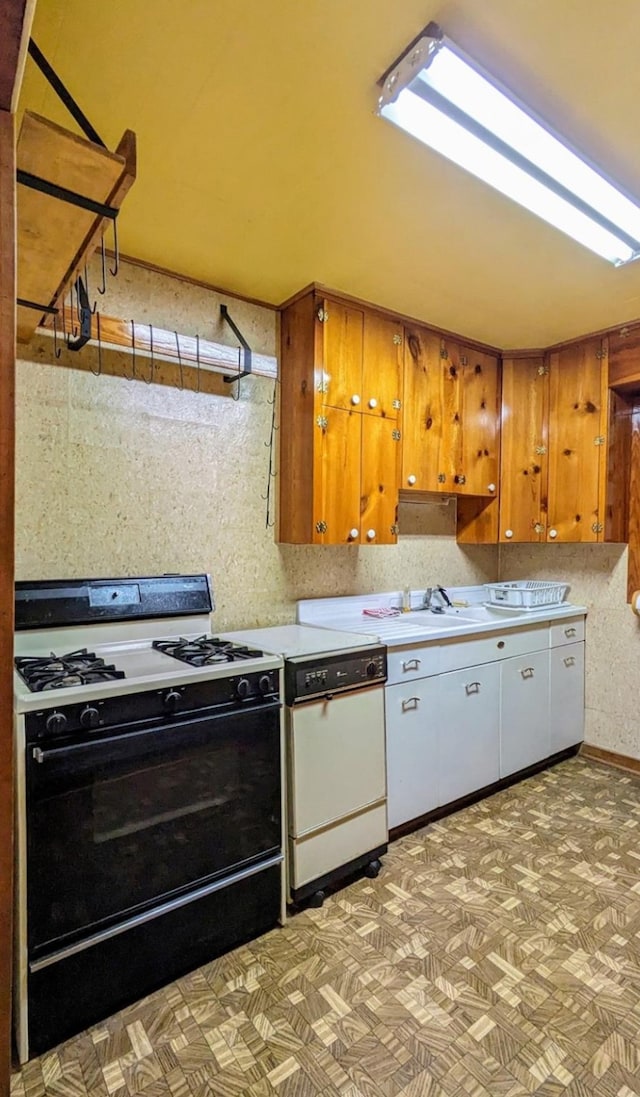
[17,0,640,347]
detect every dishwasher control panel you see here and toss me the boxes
[286,645,387,704]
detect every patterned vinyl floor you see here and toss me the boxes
[11,756,640,1097]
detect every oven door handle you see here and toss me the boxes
[29,700,281,767]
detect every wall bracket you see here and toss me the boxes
[220,304,253,382]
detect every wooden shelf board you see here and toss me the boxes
[41,306,278,381]
[16,111,135,344]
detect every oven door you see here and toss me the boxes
[26,700,281,956]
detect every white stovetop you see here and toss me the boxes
[297,587,587,648]
[222,624,379,658]
[13,618,283,713]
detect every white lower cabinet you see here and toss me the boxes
[550,642,585,752]
[385,620,585,834]
[500,649,551,778]
[438,663,500,803]
[385,677,439,829]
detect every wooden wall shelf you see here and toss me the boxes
[16,111,136,344]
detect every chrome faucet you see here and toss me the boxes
[422,586,452,613]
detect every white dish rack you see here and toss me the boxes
[484,580,569,609]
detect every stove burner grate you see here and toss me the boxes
[15,649,126,692]
[153,635,265,667]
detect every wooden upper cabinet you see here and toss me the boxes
[317,407,362,545]
[402,325,458,492]
[499,357,548,543]
[318,299,402,418]
[318,299,364,413]
[278,289,401,545]
[402,331,499,497]
[362,313,403,419]
[547,337,608,542]
[360,415,401,544]
[498,338,620,545]
[457,346,500,497]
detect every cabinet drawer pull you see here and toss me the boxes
[521,667,535,679]
[368,397,378,409]
[564,627,577,637]
[402,696,420,711]
[465,681,480,695]
[402,658,421,671]
[497,640,505,649]
[564,656,576,667]
[351,394,361,406]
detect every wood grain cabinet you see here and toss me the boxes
[499,338,625,543]
[401,325,499,497]
[278,291,403,544]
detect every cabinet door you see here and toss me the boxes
[385,678,439,829]
[499,357,548,542]
[500,649,550,777]
[459,348,500,497]
[360,414,400,544]
[547,338,607,542]
[318,299,364,414]
[438,662,500,804]
[362,313,403,420]
[402,326,459,492]
[549,642,584,752]
[316,407,362,544]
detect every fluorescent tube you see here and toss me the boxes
[377,25,640,264]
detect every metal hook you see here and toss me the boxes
[97,237,107,294]
[67,284,78,341]
[85,263,97,314]
[109,219,119,277]
[174,330,184,390]
[144,323,154,384]
[53,313,62,358]
[91,311,103,377]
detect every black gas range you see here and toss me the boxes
[13,574,284,1062]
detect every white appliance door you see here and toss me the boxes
[288,686,386,837]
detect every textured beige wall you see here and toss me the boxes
[501,544,637,759]
[15,260,497,631]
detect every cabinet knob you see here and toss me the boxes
[348,528,359,540]
[368,397,378,409]
[505,529,513,539]
[549,528,558,539]
[351,394,360,406]
[487,483,496,493]
[366,529,376,541]
[407,474,416,486]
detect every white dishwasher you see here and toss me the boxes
[223,625,388,907]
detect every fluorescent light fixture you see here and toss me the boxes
[377,23,640,265]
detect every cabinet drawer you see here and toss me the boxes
[550,617,585,647]
[439,624,549,673]
[387,642,440,685]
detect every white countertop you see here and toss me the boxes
[221,624,379,658]
[297,588,587,648]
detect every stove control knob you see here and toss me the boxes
[164,689,182,712]
[236,678,251,700]
[259,674,272,695]
[45,711,67,735]
[366,660,378,677]
[80,706,100,730]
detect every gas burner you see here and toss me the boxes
[15,649,126,692]
[153,635,265,667]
